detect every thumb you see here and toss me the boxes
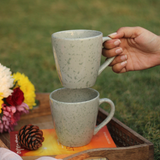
[109,26,143,39]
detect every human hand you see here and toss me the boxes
[102,27,160,73]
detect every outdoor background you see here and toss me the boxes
[0,0,160,159]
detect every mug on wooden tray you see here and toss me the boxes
[49,88,115,147]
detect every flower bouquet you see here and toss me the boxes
[0,63,36,133]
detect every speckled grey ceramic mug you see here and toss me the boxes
[49,88,115,147]
[51,30,114,89]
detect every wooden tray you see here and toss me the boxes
[0,93,154,160]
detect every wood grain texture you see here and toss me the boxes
[0,93,154,160]
[64,145,153,160]
[0,139,8,149]
[20,93,51,119]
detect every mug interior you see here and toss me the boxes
[50,88,98,103]
[52,30,102,40]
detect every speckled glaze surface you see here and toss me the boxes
[51,30,114,88]
[49,88,115,147]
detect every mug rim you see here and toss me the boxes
[51,29,102,40]
[49,87,99,104]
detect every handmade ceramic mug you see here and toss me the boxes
[51,29,114,88]
[49,88,115,147]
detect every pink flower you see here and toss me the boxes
[17,102,29,113]
[0,114,11,133]
[0,103,29,133]
[12,103,29,123]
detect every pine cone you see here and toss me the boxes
[18,124,44,150]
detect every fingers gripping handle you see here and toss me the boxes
[98,37,115,75]
[94,98,115,135]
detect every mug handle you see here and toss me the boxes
[94,98,115,135]
[98,37,115,75]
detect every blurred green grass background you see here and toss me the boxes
[0,0,160,159]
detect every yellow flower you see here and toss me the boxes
[13,72,36,109]
[0,93,3,114]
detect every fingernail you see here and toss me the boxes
[115,48,122,54]
[109,32,117,38]
[121,61,127,66]
[120,55,127,61]
[114,40,121,46]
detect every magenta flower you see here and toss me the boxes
[0,103,29,133]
